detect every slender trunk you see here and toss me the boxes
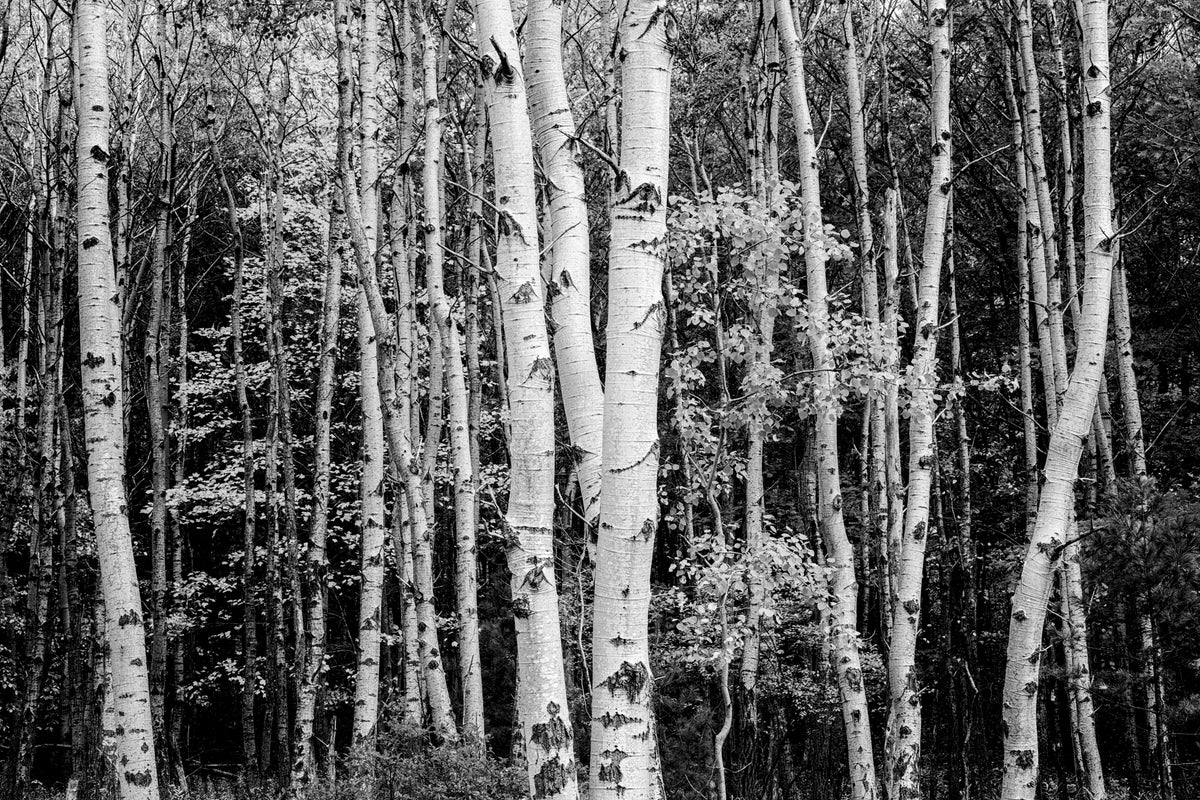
[261,60,296,776]
[352,283,387,746]
[16,191,61,800]
[881,189,905,644]
[741,1,782,709]
[388,14,424,720]
[844,0,888,666]
[417,10,484,740]
[1111,252,1146,478]
[1007,54,1040,536]
[526,0,604,529]
[292,185,343,796]
[146,3,174,742]
[335,0,455,740]
[777,3,881,798]
[203,50,258,772]
[587,3,672,799]
[75,1,161,795]
[169,172,197,792]
[1017,0,1070,407]
[1112,215,1163,798]
[468,0,580,796]
[946,202,978,799]
[1000,3,1116,796]
[350,0,389,749]
[884,3,953,798]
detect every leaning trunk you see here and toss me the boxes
[776,3,881,797]
[1000,2,1115,796]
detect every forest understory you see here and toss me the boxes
[2,0,1200,799]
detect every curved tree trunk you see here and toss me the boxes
[883,3,953,798]
[1000,2,1115,796]
[776,3,881,797]
[335,0,456,741]
[526,0,604,530]
[350,0,389,749]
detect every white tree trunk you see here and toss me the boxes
[883,3,952,798]
[1111,254,1146,477]
[776,3,880,798]
[1000,1,1116,796]
[741,2,782,706]
[75,1,161,795]
[334,0,456,742]
[351,285,387,744]
[587,3,672,799]
[389,6,426,724]
[292,185,344,796]
[881,188,905,640]
[472,1,579,797]
[526,0,605,529]
[418,8,485,739]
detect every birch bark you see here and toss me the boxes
[776,3,881,798]
[291,186,343,795]
[884,3,953,797]
[1000,2,1116,795]
[75,1,160,794]
[334,0,456,740]
[526,0,605,529]
[473,1,579,796]
[417,7,484,739]
[351,0,389,746]
[588,2,673,799]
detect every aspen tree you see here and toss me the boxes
[416,6,484,739]
[168,171,197,788]
[1013,16,1106,793]
[1016,0,1069,408]
[776,3,879,797]
[843,0,889,644]
[12,26,64,794]
[945,192,979,800]
[351,0,389,747]
[587,2,673,798]
[146,0,174,743]
[741,0,781,707]
[1004,49,1040,536]
[1112,233,1166,795]
[884,2,952,797]
[75,0,160,795]
[335,0,456,740]
[1111,255,1146,477]
[292,181,344,796]
[878,5,905,651]
[262,55,298,773]
[201,30,259,768]
[474,0,578,794]
[17,162,61,800]
[526,0,605,530]
[881,189,905,639]
[351,285,387,747]
[387,2,424,723]
[1000,1,1116,796]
